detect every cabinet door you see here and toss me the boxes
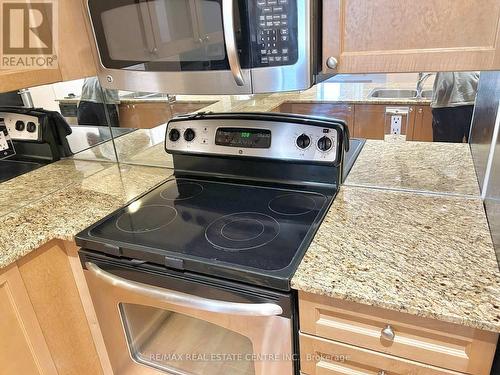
[411,105,434,142]
[323,0,500,74]
[0,265,57,375]
[272,102,355,136]
[118,102,172,129]
[353,104,385,140]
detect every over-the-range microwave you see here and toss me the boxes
[86,0,322,95]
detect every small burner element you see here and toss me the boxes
[160,181,204,201]
[205,212,280,251]
[268,193,317,216]
[116,205,177,233]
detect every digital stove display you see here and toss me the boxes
[215,128,271,148]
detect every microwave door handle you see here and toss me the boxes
[85,262,283,316]
[222,0,245,86]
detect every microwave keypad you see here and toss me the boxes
[255,0,296,67]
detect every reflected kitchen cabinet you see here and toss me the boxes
[352,104,386,140]
[409,105,434,142]
[272,102,355,136]
[322,0,500,74]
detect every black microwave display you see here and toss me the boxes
[215,128,271,148]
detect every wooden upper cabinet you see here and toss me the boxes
[322,0,500,74]
[0,0,96,93]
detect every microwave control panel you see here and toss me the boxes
[254,0,298,67]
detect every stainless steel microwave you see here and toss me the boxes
[86,0,320,95]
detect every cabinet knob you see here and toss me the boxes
[326,56,338,69]
[378,371,386,375]
[381,324,395,341]
[418,108,423,113]
[347,106,352,112]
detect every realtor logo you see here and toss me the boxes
[0,0,58,69]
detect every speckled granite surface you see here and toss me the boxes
[344,140,481,196]
[291,186,500,332]
[0,162,171,269]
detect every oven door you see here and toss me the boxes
[87,0,253,94]
[81,254,295,375]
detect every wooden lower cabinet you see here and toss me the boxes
[300,333,465,375]
[298,292,498,375]
[118,101,216,129]
[410,105,434,142]
[0,240,112,375]
[0,264,58,375]
[272,102,435,142]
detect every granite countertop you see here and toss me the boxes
[291,186,500,332]
[344,140,481,196]
[0,160,172,268]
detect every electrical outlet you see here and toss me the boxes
[391,115,402,135]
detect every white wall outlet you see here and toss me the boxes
[391,115,402,135]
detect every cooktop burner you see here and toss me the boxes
[83,177,332,289]
[160,181,204,200]
[205,212,280,251]
[116,205,177,233]
[269,193,317,216]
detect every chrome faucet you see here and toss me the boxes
[416,72,434,98]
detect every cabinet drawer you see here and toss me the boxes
[299,292,497,374]
[300,333,464,375]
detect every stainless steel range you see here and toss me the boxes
[76,112,353,375]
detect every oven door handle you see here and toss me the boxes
[85,262,283,316]
[222,0,245,86]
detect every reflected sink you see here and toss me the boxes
[368,88,433,99]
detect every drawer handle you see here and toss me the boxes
[381,324,395,341]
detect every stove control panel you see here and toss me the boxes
[165,118,340,164]
[0,113,42,142]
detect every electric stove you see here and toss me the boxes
[76,112,352,375]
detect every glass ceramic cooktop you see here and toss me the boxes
[89,178,331,273]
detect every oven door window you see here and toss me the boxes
[89,0,251,71]
[119,303,256,374]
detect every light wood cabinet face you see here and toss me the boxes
[323,0,500,73]
[300,333,465,375]
[0,265,57,375]
[299,292,498,375]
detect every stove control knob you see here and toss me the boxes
[296,134,310,149]
[26,122,37,133]
[184,128,195,142]
[15,120,25,131]
[169,128,180,142]
[317,136,332,152]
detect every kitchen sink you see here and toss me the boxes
[368,88,433,99]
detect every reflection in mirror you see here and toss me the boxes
[96,72,483,198]
[0,76,121,217]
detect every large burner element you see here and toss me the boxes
[268,193,318,216]
[160,181,204,201]
[205,212,280,251]
[116,205,177,233]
